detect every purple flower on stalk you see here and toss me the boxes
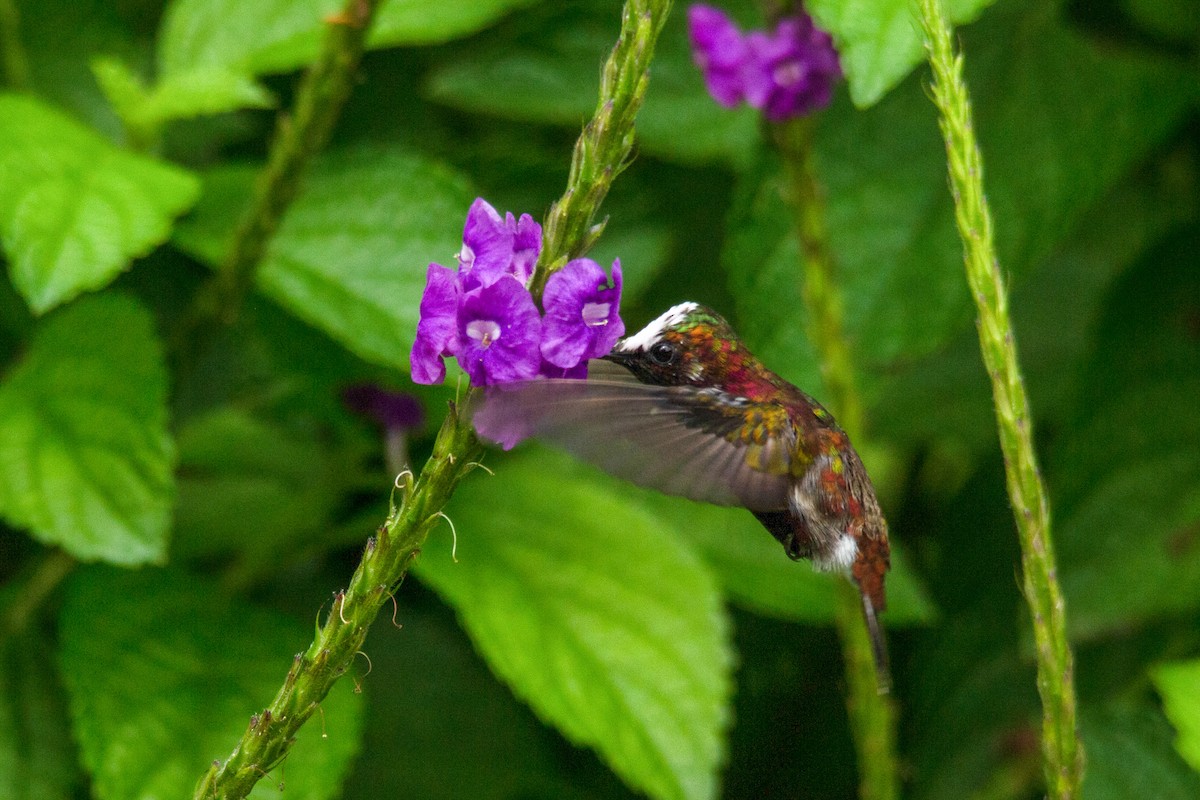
[688,3,841,121]
[455,277,543,386]
[541,258,625,370]
[410,263,460,384]
[343,384,425,431]
[744,15,841,121]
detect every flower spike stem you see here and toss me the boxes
[211,0,380,322]
[194,408,483,800]
[529,0,674,299]
[917,1,1082,797]
[194,2,673,797]
[0,0,29,90]
[773,118,899,800]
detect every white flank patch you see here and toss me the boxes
[814,535,858,573]
[615,302,699,352]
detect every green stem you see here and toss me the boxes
[0,0,29,90]
[194,2,673,796]
[0,550,76,638]
[194,408,483,800]
[208,0,381,323]
[916,2,1082,797]
[529,0,674,297]
[774,119,898,800]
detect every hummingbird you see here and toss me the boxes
[472,302,892,688]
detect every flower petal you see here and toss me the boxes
[460,197,515,289]
[688,4,750,108]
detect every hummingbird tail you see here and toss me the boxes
[860,590,892,694]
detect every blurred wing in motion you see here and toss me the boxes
[470,360,793,511]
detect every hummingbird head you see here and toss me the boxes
[604,302,742,387]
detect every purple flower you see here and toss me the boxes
[688,4,751,107]
[688,4,841,121]
[343,384,425,431]
[744,16,841,121]
[541,258,625,370]
[411,197,622,391]
[455,277,543,386]
[410,263,460,384]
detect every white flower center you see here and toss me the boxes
[458,243,475,269]
[467,319,501,347]
[773,59,807,87]
[581,302,610,327]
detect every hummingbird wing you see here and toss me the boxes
[471,361,793,511]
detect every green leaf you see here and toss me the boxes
[158,0,540,78]
[415,447,733,800]
[94,57,273,133]
[1052,240,1200,638]
[173,408,354,558]
[58,565,364,800]
[1153,659,1200,774]
[1081,705,1200,800]
[173,146,475,370]
[636,493,936,626]
[0,294,173,565]
[20,0,142,140]
[0,632,78,800]
[726,5,1195,383]
[425,1,759,165]
[0,94,200,313]
[344,601,627,800]
[806,0,996,107]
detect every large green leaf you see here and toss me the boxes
[20,0,142,140]
[0,294,173,565]
[1081,705,1200,800]
[93,58,273,134]
[726,4,1195,386]
[173,146,474,370]
[158,0,541,78]
[1051,236,1200,638]
[636,491,935,626]
[172,408,357,559]
[344,600,634,800]
[58,566,364,800]
[1153,659,1200,774]
[0,94,199,313]
[806,0,996,107]
[415,447,733,800]
[0,633,78,800]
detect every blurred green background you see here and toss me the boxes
[0,0,1198,798]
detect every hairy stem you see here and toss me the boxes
[208,0,380,322]
[774,118,899,800]
[0,550,76,638]
[194,408,483,800]
[0,0,29,90]
[917,1,1082,796]
[194,2,673,796]
[529,0,674,296]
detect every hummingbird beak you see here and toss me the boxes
[602,349,634,367]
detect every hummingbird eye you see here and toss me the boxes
[648,341,677,366]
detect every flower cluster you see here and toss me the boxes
[688,4,841,122]
[411,198,624,387]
